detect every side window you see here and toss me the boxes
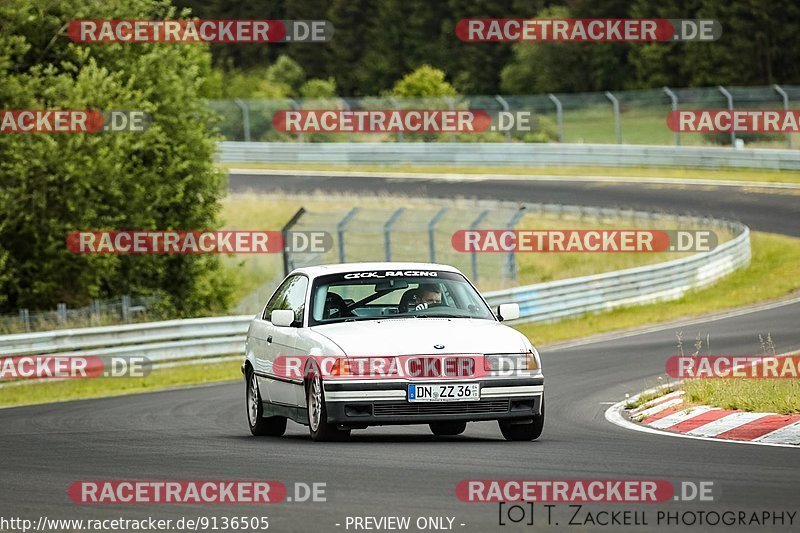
[262,275,309,326]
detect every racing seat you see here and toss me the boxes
[398,289,418,313]
[323,292,352,319]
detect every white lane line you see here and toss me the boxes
[604,399,800,448]
[686,412,769,437]
[755,420,800,445]
[649,406,716,429]
[632,397,685,420]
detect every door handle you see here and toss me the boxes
[267,335,273,344]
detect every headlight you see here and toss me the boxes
[484,352,539,371]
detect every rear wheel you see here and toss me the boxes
[429,421,467,436]
[499,398,545,441]
[307,372,350,442]
[246,369,287,436]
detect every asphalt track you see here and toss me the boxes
[1,174,798,532]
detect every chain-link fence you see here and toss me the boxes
[209,85,800,149]
[0,295,161,334]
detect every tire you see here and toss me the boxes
[499,398,545,441]
[429,421,467,436]
[307,372,351,442]
[246,369,287,437]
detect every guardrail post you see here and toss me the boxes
[469,210,490,283]
[718,86,735,147]
[547,94,564,142]
[383,208,405,261]
[19,308,30,332]
[337,207,360,263]
[504,206,527,283]
[428,208,449,263]
[494,95,511,143]
[233,98,251,142]
[281,207,306,276]
[773,84,792,148]
[605,91,621,144]
[663,87,680,146]
[287,98,303,142]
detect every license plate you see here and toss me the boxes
[408,383,480,402]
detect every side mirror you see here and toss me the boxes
[271,309,296,327]
[497,303,520,322]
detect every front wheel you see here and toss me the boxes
[307,373,350,442]
[499,398,545,441]
[246,370,287,436]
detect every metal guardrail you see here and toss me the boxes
[0,212,750,373]
[218,141,800,170]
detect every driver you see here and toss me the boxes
[414,284,441,310]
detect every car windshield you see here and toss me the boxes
[309,270,495,325]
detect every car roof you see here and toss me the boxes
[290,262,462,278]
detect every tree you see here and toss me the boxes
[0,0,231,315]
[390,65,457,97]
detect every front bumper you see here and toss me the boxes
[324,377,543,426]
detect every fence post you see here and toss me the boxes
[448,97,457,142]
[57,303,67,325]
[337,208,360,263]
[121,295,131,323]
[605,91,621,144]
[19,308,30,332]
[427,208,449,263]
[547,94,564,142]
[383,208,405,261]
[773,84,792,148]
[469,210,490,283]
[718,86,735,147]
[281,207,306,276]
[504,206,527,283]
[663,86,680,146]
[494,95,511,143]
[389,98,403,142]
[90,299,100,325]
[341,98,354,142]
[287,98,303,142]
[232,98,251,142]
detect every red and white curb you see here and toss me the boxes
[605,387,800,448]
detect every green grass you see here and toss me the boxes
[682,379,800,414]
[0,359,241,408]
[516,231,800,346]
[219,162,800,186]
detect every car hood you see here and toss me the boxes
[311,318,529,356]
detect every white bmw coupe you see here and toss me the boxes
[243,262,544,441]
